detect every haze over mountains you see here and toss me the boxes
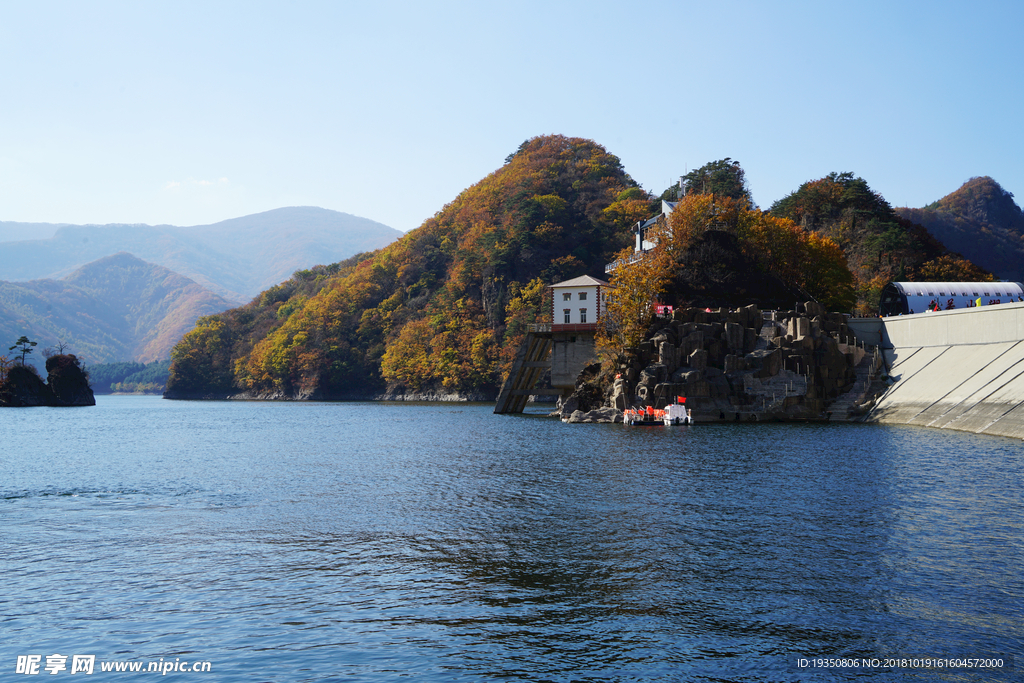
[0,207,403,301]
[0,253,239,365]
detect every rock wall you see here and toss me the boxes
[559,303,869,423]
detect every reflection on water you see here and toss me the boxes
[1,397,1021,681]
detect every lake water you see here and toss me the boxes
[1,396,1021,681]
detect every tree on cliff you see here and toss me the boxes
[661,159,753,205]
[9,336,37,365]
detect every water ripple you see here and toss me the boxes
[1,398,1021,681]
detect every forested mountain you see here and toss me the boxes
[166,135,650,399]
[895,177,1024,281]
[0,253,239,365]
[769,172,991,311]
[0,207,402,301]
[164,138,1005,400]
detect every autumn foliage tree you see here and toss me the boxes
[663,194,856,311]
[597,244,670,357]
[912,254,994,282]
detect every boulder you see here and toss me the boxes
[788,316,810,340]
[680,378,711,397]
[610,376,630,411]
[658,341,678,374]
[639,363,668,386]
[724,354,743,374]
[747,348,783,379]
[741,303,762,330]
[556,393,580,420]
[744,327,757,353]
[707,374,731,399]
[681,330,704,358]
[706,339,726,366]
[724,322,745,351]
[565,407,622,423]
[670,367,690,383]
[804,300,826,318]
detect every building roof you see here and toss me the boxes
[633,200,677,233]
[549,275,610,288]
[888,281,1024,296]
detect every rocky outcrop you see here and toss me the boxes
[0,365,53,407]
[565,407,623,423]
[0,355,95,407]
[558,302,867,422]
[552,362,606,421]
[46,355,96,406]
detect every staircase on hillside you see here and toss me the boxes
[828,347,884,421]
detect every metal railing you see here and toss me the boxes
[604,251,647,273]
[528,323,598,333]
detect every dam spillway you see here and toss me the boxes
[849,302,1024,439]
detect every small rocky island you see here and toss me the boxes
[555,302,882,423]
[0,354,96,407]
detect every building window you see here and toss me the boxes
[562,292,571,301]
[579,308,587,324]
[563,309,571,324]
[578,291,587,301]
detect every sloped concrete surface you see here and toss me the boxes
[863,304,1024,439]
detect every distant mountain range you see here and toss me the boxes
[0,207,403,301]
[896,177,1024,282]
[0,253,239,365]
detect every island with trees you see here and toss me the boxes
[0,337,95,407]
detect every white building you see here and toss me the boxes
[634,199,677,252]
[607,199,678,274]
[549,275,610,331]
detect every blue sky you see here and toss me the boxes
[1,1,1021,235]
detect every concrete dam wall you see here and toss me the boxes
[850,302,1024,439]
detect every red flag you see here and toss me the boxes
[678,396,686,404]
